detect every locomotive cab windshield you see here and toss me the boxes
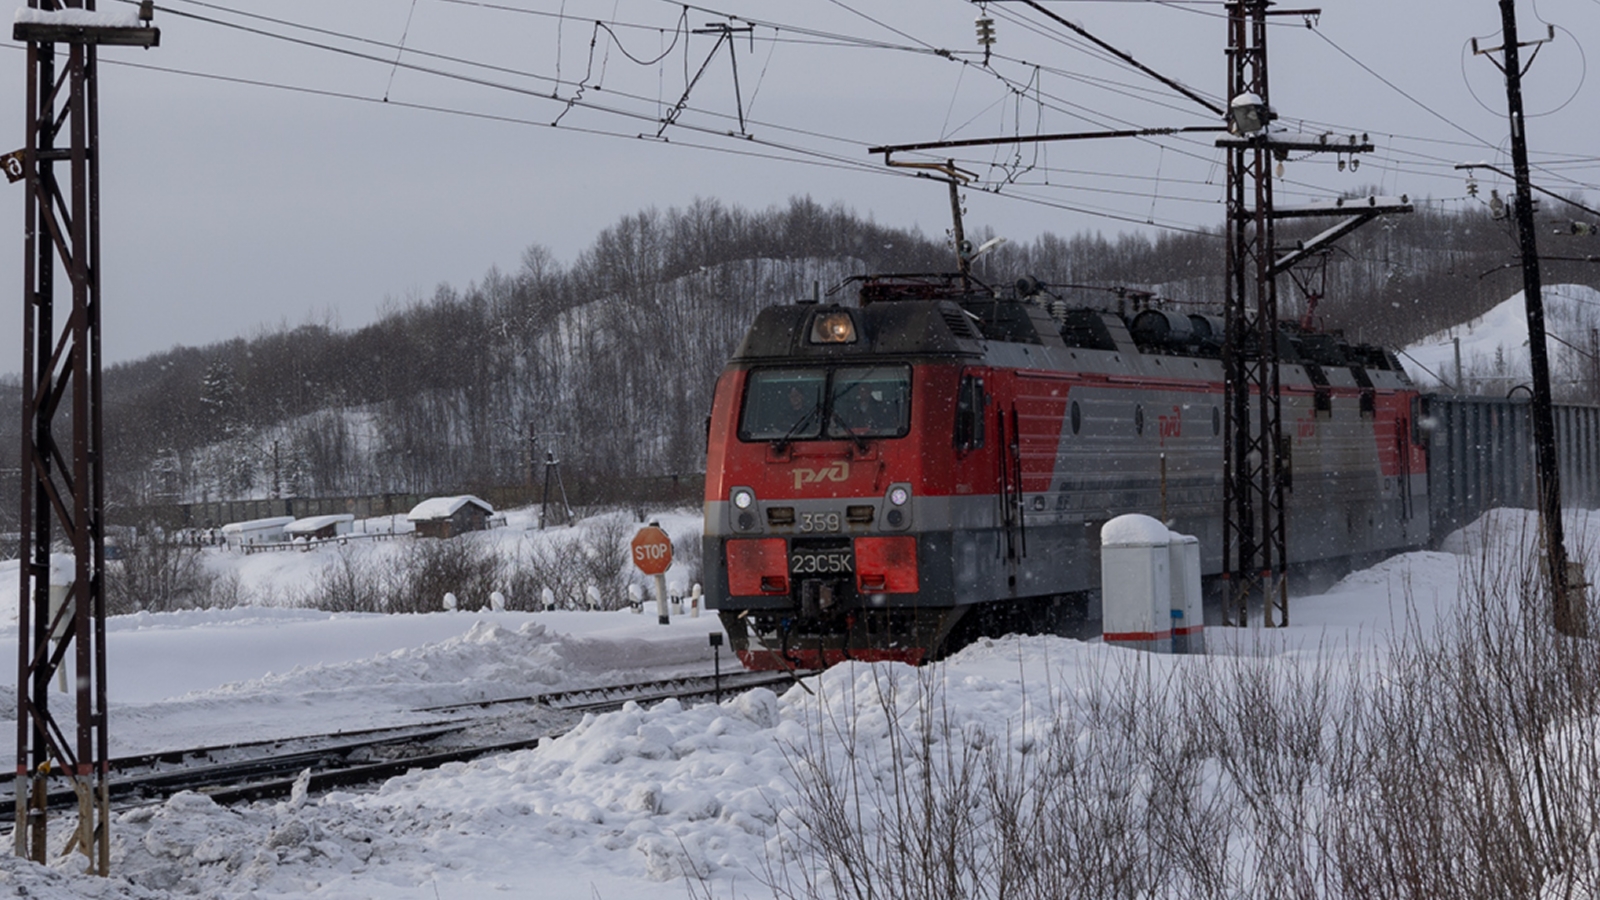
[739,365,911,444]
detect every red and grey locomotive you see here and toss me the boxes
[702,274,1429,670]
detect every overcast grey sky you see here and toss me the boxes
[2,0,1597,377]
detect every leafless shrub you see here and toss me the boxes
[303,538,501,613]
[500,537,588,611]
[308,545,397,613]
[297,513,662,614]
[577,513,633,610]
[769,658,1227,900]
[106,525,218,613]
[768,665,986,900]
[768,524,1600,899]
[390,537,503,613]
[1322,527,1600,900]
[206,570,246,609]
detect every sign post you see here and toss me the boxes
[631,522,674,624]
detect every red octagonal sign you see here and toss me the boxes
[630,525,674,576]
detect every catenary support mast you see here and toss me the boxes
[1215,2,1403,625]
[1220,0,1287,627]
[12,1,157,872]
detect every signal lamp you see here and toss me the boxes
[810,311,857,344]
[732,489,754,510]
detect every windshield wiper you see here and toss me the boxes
[829,407,871,454]
[772,403,822,453]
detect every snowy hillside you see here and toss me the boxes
[1400,283,1600,396]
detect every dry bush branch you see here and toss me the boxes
[769,519,1600,899]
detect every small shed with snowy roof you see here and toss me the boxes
[408,495,494,539]
[219,516,295,550]
[284,514,355,542]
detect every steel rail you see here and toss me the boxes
[414,669,812,714]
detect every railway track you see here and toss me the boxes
[416,668,810,714]
[0,668,811,826]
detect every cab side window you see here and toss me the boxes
[955,374,986,450]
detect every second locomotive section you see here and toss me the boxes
[704,279,1429,670]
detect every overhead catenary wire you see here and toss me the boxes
[75,45,1221,238]
[137,1,905,162]
[148,2,1206,159]
[137,1,1232,205]
[102,0,1599,244]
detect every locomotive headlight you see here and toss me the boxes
[730,487,759,532]
[809,310,857,344]
[883,483,912,531]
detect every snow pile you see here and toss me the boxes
[87,609,723,757]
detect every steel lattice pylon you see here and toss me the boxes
[1216,1,1399,627]
[1220,0,1287,628]
[13,2,156,872]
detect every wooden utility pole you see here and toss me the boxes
[1477,1,1584,635]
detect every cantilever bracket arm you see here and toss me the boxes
[1270,204,1411,276]
[1455,161,1600,220]
[14,23,159,47]
[871,124,1226,159]
[883,158,977,183]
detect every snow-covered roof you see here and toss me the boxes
[284,514,355,534]
[219,516,295,534]
[407,495,493,521]
[1101,513,1171,547]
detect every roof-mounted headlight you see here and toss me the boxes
[810,310,857,344]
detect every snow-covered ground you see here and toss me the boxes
[0,506,1588,898]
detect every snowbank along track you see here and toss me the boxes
[0,668,808,825]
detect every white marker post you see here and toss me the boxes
[631,522,674,625]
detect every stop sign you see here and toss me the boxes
[630,525,674,576]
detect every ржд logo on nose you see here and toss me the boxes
[792,461,850,490]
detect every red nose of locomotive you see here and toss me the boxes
[702,294,980,670]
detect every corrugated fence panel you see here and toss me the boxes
[1426,395,1600,542]
[124,494,431,531]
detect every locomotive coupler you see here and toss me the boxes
[799,580,839,618]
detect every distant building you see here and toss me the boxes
[219,516,296,550]
[284,514,355,542]
[407,495,494,539]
